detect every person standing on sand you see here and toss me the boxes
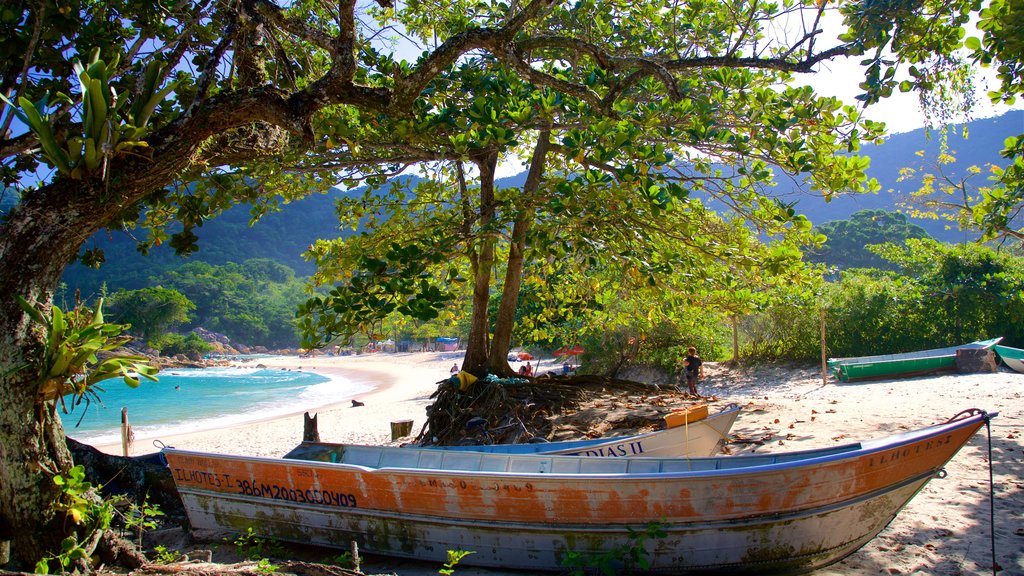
[683,346,704,395]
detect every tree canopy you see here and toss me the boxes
[105,285,194,343]
[808,209,932,270]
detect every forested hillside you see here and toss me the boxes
[789,110,1023,242]
[55,111,1021,300]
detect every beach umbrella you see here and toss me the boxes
[554,345,584,357]
[517,352,535,361]
[554,345,584,368]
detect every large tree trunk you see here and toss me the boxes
[0,183,111,568]
[488,131,551,374]
[462,151,499,371]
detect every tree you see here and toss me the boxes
[895,0,1024,242]
[0,0,995,567]
[105,286,194,343]
[808,209,931,270]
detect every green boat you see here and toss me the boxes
[994,344,1024,374]
[827,337,1003,382]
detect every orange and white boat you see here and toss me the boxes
[163,409,993,574]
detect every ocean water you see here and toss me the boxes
[63,360,372,448]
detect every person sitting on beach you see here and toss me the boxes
[450,363,459,374]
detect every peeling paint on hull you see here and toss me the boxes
[165,411,991,574]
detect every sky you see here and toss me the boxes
[791,10,1023,136]
[798,53,1022,136]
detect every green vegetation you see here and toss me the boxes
[12,296,158,408]
[561,522,667,575]
[150,545,180,565]
[231,527,285,561]
[438,550,475,575]
[88,259,317,350]
[152,332,213,357]
[739,240,1024,362]
[106,286,195,343]
[807,209,932,271]
[34,466,112,575]
[158,260,312,349]
[118,494,164,548]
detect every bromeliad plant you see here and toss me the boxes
[15,295,158,415]
[0,47,177,180]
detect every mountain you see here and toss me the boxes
[61,188,354,297]
[777,110,1023,242]
[57,111,1022,296]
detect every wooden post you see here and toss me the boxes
[350,541,361,572]
[731,315,739,364]
[820,306,827,386]
[390,419,413,441]
[303,412,320,442]
[120,407,130,457]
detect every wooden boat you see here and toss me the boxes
[412,403,739,458]
[292,404,737,460]
[827,337,1002,382]
[163,409,993,574]
[994,344,1024,373]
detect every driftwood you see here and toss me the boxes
[119,560,365,576]
[417,372,673,446]
[0,560,370,576]
[66,437,185,520]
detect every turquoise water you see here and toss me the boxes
[63,360,372,447]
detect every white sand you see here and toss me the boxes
[94,352,1024,575]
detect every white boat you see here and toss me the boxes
[287,404,739,462]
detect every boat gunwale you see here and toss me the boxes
[162,411,992,481]
[994,344,1024,359]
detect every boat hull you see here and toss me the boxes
[994,344,1024,374]
[827,338,1002,382]
[165,412,988,574]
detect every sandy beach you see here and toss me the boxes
[95,351,1023,576]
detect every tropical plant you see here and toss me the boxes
[13,295,158,412]
[0,48,176,181]
[34,465,114,575]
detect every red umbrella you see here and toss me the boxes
[517,352,535,361]
[554,345,584,357]
[554,345,584,369]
